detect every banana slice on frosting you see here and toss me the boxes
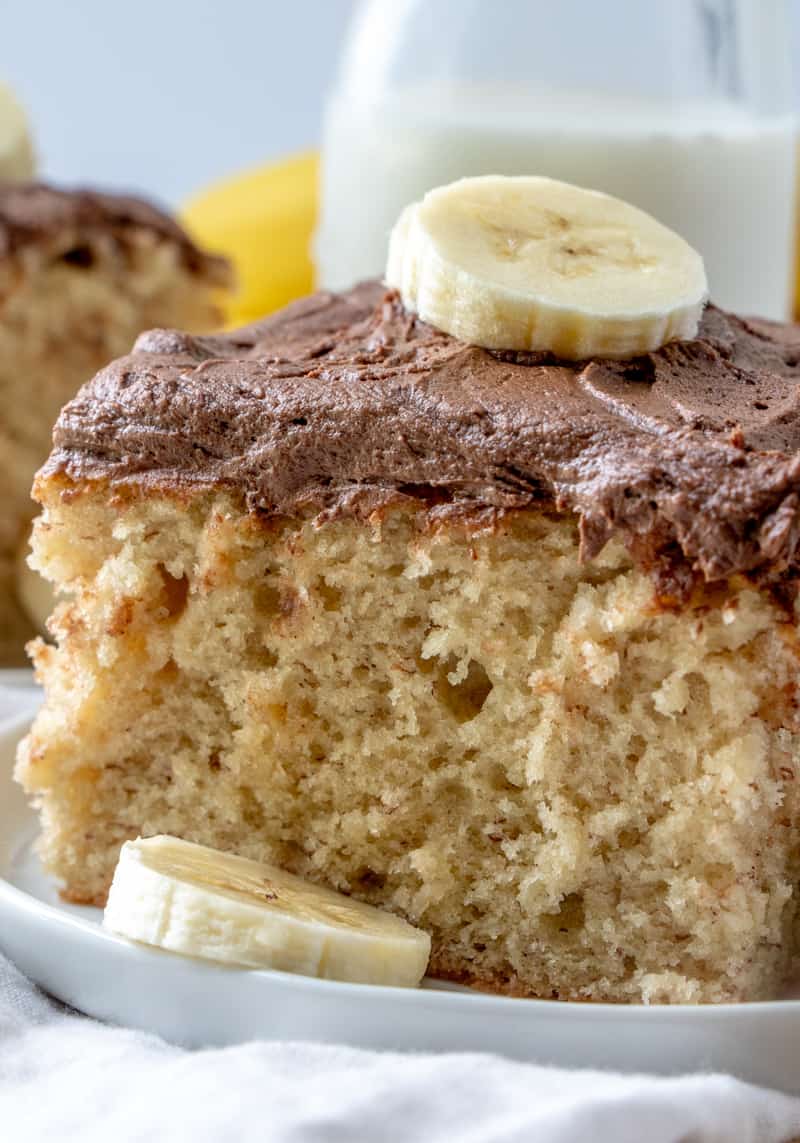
[386,175,707,360]
[103,835,431,987]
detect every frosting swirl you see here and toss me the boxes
[44,281,800,599]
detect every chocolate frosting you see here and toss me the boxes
[0,182,229,280]
[44,281,800,598]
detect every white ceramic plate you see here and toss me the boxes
[1,703,799,1094]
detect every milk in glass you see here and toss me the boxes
[316,1,797,319]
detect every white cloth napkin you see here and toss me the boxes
[1,956,799,1143]
[2,678,800,1142]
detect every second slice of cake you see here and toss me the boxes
[0,182,231,662]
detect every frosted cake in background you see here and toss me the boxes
[0,184,230,662]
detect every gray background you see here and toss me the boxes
[1,1,799,210]
[0,0,357,206]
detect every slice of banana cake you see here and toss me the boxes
[0,182,231,663]
[17,179,800,1004]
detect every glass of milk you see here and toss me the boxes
[316,0,797,319]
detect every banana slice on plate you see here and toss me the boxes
[0,81,35,180]
[103,836,431,987]
[386,175,707,360]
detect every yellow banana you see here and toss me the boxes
[181,152,318,327]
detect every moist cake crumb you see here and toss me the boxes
[16,282,800,1003]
